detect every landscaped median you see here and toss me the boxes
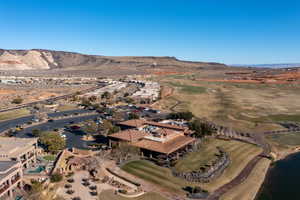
[0,108,30,121]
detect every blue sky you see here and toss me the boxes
[0,0,299,64]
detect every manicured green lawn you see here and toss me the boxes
[122,139,262,192]
[99,190,168,200]
[43,154,56,161]
[174,138,262,174]
[174,139,220,172]
[121,160,191,194]
[0,108,30,121]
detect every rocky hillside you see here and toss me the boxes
[0,49,227,70]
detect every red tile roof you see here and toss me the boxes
[118,119,147,128]
[108,129,149,142]
[132,135,196,154]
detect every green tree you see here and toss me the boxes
[39,131,66,153]
[83,120,98,135]
[125,97,135,104]
[128,112,140,120]
[11,97,23,104]
[168,111,194,121]
[30,180,43,193]
[101,91,111,99]
[80,98,92,108]
[111,143,140,162]
[101,120,120,135]
[50,173,63,182]
[108,125,120,135]
[188,119,214,138]
[88,95,97,102]
[32,129,41,137]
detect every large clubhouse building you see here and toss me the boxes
[0,137,39,199]
[109,119,196,159]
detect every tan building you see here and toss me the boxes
[0,138,39,199]
[109,120,196,159]
[0,137,39,169]
[0,161,23,199]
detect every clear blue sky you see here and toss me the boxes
[0,0,299,64]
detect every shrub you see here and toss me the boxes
[11,97,23,104]
[128,112,140,120]
[118,189,127,194]
[32,129,41,137]
[168,111,194,121]
[50,173,63,182]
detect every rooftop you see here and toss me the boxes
[0,161,19,173]
[118,119,147,128]
[118,119,186,131]
[0,161,19,180]
[132,135,196,154]
[109,129,149,142]
[145,121,186,131]
[0,137,37,158]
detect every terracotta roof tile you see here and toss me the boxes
[132,135,196,154]
[118,119,147,128]
[108,129,149,142]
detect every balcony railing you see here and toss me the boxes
[0,184,9,195]
[28,153,35,159]
[11,176,20,185]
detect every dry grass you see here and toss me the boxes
[157,75,300,132]
[0,108,30,121]
[266,132,300,147]
[220,158,271,200]
[56,104,78,111]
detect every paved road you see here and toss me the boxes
[207,156,263,200]
[16,114,101,149]
[0,84,106,113]
[0,115,35,133]
[0,109,95,133]
[47,109,94,118]
[207,133,271,200]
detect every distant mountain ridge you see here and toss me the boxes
[0,49,226,70]
[233,63,300,69]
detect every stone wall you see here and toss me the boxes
[172,148,230,183]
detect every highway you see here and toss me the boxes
[0,84,106,113]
